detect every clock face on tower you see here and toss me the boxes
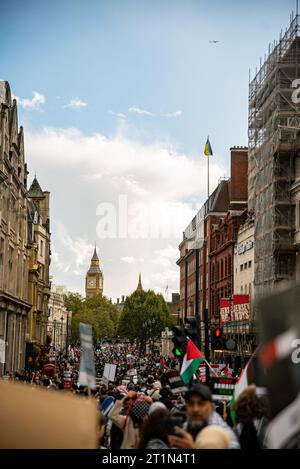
[88,279,95,288]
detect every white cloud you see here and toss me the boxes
[13,91,45,110]
[121,256,144,264]
[128,106,154,116]
[151,244,179,268]
[151,257,172,268]
[51,243,70,273]
[26,125,225,298]
[54,223,94,276]
[26,127,224,201]
[109,110,126,119]
[150,268,179,294]
[64,98,87,110]
[163,110,182,118]
[154,245,179,259]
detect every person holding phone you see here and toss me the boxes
[168,384,240,449]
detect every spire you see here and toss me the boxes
[87,245,101,274]
[92,244,99,261]
[28,176,43,198]
[137,272,143,290]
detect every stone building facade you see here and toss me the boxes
[0,81,31,374]
[26,177,51,362]
[47,284,72,350]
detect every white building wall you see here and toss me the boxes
[234,219,255,300]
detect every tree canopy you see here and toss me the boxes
[64,293,120,343]
[118,289,173,346]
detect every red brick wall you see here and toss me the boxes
[230,147,248,202]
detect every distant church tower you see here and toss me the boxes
[85,246,103,298]
[137,273,143,290]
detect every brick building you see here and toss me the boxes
[209,209,247,319]
[177,147,248,350]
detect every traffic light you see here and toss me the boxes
[171,325,186,358]
[184,316,200,348]
[211,327,225,350]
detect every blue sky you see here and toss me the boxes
[1,0,297,298]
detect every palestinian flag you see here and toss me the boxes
[260,328,298,368]
[230,347,267,424]
[180,338,205,385]
[218,365,232,378]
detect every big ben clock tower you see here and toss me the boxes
[85,246,103,298]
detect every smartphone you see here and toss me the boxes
[167,415,185,436]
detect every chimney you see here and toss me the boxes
[230,146,248,206]
[122,295,125,303]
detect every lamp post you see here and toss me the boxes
[66,309,70,349]
[36,316,40,343]
[60,316,64,351]
[53,319,57,349]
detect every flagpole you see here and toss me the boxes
[204,359,219,376]
[207,153,210,205]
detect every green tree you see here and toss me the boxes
[65,293,120,342]
[118,289,173,350]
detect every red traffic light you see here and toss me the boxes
[213,327,223,338]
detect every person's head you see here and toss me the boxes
[130,399,151,428]
[234,385,266,423]
[149,401,167,416]
[139,408,170,449]
[184,385,213,422]
[195,425,231,449]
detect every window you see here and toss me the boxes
[245,284,247,294]
[240,264,243,271]
[241,286,243,293]
[8,246,13,271]
[244,262,247,269]
[228,255,232,275]
[40,240,44,257]
[248,260,252,268]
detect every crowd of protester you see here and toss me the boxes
[1,341,271,449]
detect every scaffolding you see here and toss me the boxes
[248,13,300,297]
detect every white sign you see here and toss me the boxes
[237,239,253,255]
[0,339,5,364]
[79,323,96,390]
[103,363,117,383]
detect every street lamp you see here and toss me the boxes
[53,319,57,349]
[189,299,193,316]
[60,316,64,350]
[66,309,70,349]
[36,316,41,342]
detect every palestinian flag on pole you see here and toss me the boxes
[230,347,267,424]
[180,338,205,385]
